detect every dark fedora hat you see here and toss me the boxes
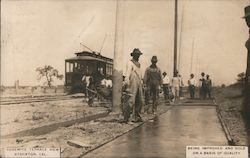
[151,56,158,63]
[130,48,143,56]
[243,5,250,18]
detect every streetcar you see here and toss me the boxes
[65,51,113,93]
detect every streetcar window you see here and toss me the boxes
[86,65,89,74]
[98,67,104,75]
[66,62,68,72]
[69,63,73,72]
[66,62,70,72]
[106,64,112,75]
[77,62,80,70]
[73,62,76,72]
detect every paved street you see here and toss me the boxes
[83,105,228,158]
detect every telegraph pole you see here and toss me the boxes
[178,7,184,72]
[173,0,178,76]
[190,36,195,74]
[112,0,124,113]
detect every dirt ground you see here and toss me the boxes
[0,98,107,136]
[213,86,248,145]
[1,87,248,157]
[1,86,65,98]
[1,100,171,158]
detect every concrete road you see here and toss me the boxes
[83,105,228,158]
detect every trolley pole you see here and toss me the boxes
[173,0,178,76]
[112,0,124,113]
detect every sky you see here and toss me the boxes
[1,0,249,86]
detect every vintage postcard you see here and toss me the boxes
[1,0,250,157]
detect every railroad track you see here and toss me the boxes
[0,95,84,105]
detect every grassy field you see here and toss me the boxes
[213,85,248,145]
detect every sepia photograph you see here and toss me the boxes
[1,0,250,157]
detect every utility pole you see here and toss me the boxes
[173,0,178,76]
[112,0,124,113]
[190,36,195,74]
[178,7,184,72]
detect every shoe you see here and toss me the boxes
[137,117,143,122]
[128,121,135,125]
[131,119,142,123]
[131,120,139,123]
[118,120,128,124]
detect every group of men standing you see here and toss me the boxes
[121,48,213,123]
[122,48,162,123]
[188,72,212,100]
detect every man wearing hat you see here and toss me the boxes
[162,72,170,102]
[242,5,250,123]
[171,71,181,101]
[144,56,162,114]
[205,74,212,99]
[199,72,206,99]
[122,48,144,123]
[188,73,196,99]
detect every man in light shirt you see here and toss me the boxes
[199,72,206,99]
[188,73,196,99]
[106,75,112,88]
[172,71,181,100]
[99,74,112,100]
[100,75,107,86]
[121,48,144,123]
[101,74,112,88]
[82,72,91,96]
[162,72,170,101]
[178,74,184,98]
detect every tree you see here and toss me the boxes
[236,72,246,84]
[221,84,226,88]
[36,65,63,87]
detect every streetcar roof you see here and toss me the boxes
[65,51,113,64]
